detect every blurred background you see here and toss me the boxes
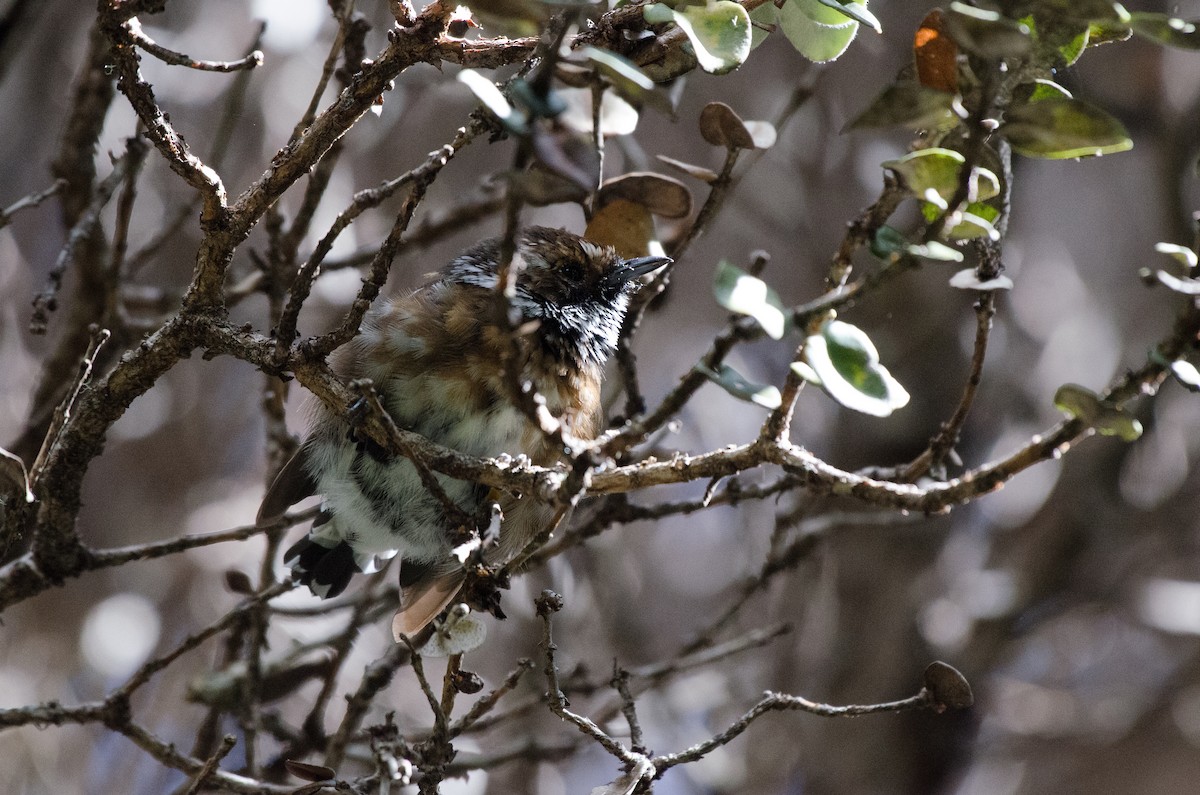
[3,0,1200,792]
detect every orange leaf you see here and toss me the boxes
[584,198,655,259]
[914,9,958,93]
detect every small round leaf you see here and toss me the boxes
[778,0,862,62]
[713,260,787,339]
[699,101,755,149]
[923,661,974,710]
[804,320,910,417]
[598,172,693,218]
[696,364,783,409]
[644,1,752,75]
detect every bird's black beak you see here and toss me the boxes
[606,255,671,289]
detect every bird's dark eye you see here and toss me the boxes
[561,261,584,283]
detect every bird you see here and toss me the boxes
[258,227,668,635]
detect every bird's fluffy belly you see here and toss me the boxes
[304,371,530,565]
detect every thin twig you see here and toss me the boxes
[449,659,535,738]
[116,583,293,698]
[650,688,938,774]
[612,665,645,755]
[297,143,458,361]
[324,641,411,770]
[125,23,266,278]
[89,510,306,568]
[29,325,111,482]
[275,126,479,363]
[0,179,66,230]
[127,18,263,72]
[179,735,237,795]
[535,591,641,765]
[31,149,135,334]
[291,0,356,142]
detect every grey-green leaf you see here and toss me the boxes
[458,69,526,134]
[944,2,1032,59]
[697,364,783,408]
[1002,96,1132,159]
[845,81,959,132]
[871,225,964,263]
[804,320,910,417]
[644,1,752,75]
[713,260,787,339]
[1053,383,1142,441]
[816,0,881,33]
[1129,12,1200,49]
[778,0,862,62]
[1054,383,1103,424]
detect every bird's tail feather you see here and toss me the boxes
[285,536,358,599]
[392,572,465,640]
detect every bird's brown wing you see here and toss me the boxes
[257,445,318,526]
[391,572,465,640]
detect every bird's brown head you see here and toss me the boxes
[445,227,669,368]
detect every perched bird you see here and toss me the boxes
[258,227,668,635]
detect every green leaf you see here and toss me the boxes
[713,260,787,339]
[1155,241,1199,270]
[1002,96,1132,159]
[509,79,567,119]
[815,0,880,33]
[923,201,1001,240]
[845,81,960,131]
[576,47,673,117]
[1056,23,1090,65]
[882,148,1000,206]
[696,364,783,408]
[883,148,964,199]
[644,1,752,75]
[1128,12,1200,49]
[1053,383,1142,441]
[1027,0,1127,23]
[1086,18,1134,47]
[749,2,775,49]
[1054,383,1102,422]
[1012,79,1073,103]
[778,0,862,62]
[871,225,964,263]
[803,320,910,417]
[870,225,908,259]
[949,269,1013,290]
[944,2,1032,59]
[950,205,1001,240]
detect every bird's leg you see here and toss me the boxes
[345,396,393,463]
